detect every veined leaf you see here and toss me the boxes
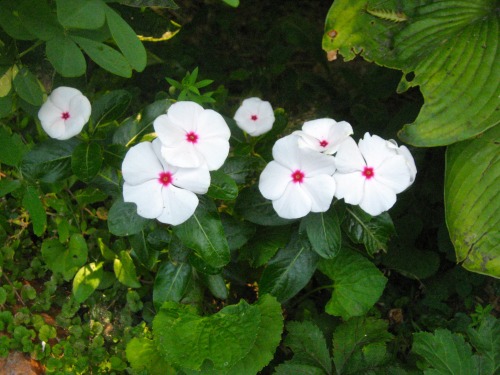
[207,170,238,200]
[126,338,176,375]
[153,261,192,310]
[22,185,46,237]
[108,197,150,236]
[114,250,141,288]
[467,316,500,375]
[301,209,341,259]
[91,89,132,127]
[240,225,291,268]
[71,142,103,183]
[73,262,104,303]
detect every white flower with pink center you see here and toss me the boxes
[294,118,353,154]
[233,97,275,137]
[153,101,230,171]
[122,139,210,225]
[259,134,337,219]
[37,86,91,140]
[334,133,415,216]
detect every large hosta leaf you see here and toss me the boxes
[445,125,499,278]
[322,0,499,146]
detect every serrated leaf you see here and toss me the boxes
[333,316,393,374]
[240,225,291,268]
[46,35,87,77]
[207,170,238,200]
[284,321,332,374]
[20,138,79,183]
[0,126,28,166]
[22,185,46,237]
[259,234,319,302]
[72,35,132,78]
[105,5,146,72]
[343,207,395,256]
[12,66,43,106]
[412,329,477,375]
[301,209,341,259]
[153,261,191,310]
[41,235,88,280]
[114,250,141,288]
[153,299,261,371]
[108,197,149,236]
[173,196,230,268]
[56,0,105,30]
[71,142,103,183]
[126,338,176,375]
[73,262,104,303]
[318,248,387,319]
[445,126,500,278]
[467,316,500,375]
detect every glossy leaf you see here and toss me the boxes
[73,262,104,303]
[22,185,46,237]
[220,213,256,251]
[114,250,141,288]
[153,261,192,310]
[108,197,150,236]
[445,126,500,278]
[301,209,341,259]
[343,207,395,256]
[205,274,228,300]
[207,170,238,200]
[221,156,260,184]
[71,142,103,183]
[46,35,87,77]
[12,67,43,106]
[56,0,105,30]
[91,89,132,127]
[413,329,477,375]
[0,126,28,167]
[260,234,319,302]
[318,248,387,319]
[173,197,230,268]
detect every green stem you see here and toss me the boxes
[18,40,44,59]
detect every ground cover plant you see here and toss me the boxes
[0,0,498,374]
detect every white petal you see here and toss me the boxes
[398,145,417,183]
[198,109,231,140]
[272,134,304,170]
[259,161,292,200]
[302,174,336,212]
[172,165,210,194]
[234,97,274,137]
[154,115,188,147]
[166,101,204,132]
[359,180,397,216]
[194,137,230,171]
[375,155,412,193]
[295,130,324,152]
[272,184,312,219]
[59,117,86,140]
[298,148,336,177]
[156,185,199,225]
[68,93,91,123]
[302,118,335,139]
[122,142,163,185]
[43,118,66,140]
[123,180,164,219]
[358,133,396,168]
[161,142,204,169]
[334,137,365,173]
[49,87,82,110]
[334,172,365,205]
[324,120,353,154]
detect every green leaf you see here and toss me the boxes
[301,209,341,259]
[467,316,500,374]
[234,185,294,226]
[0,2,35,40]
[381,246,440,280]
[20,138,79,183]
[0,94,13,119]
[333,316,393,374]
[71,142,103,183]
[343,207,395,256]
[91,90,132,127]
[240,225,291,268]
[259,234,319,302]
[153,299,261,371]
[126,338,176,375]
[17,0,63,41]
[153,261,192,310]
[205,274,228,300]
[274,363,325,375]
[22,185,46,237]
[221,156,259,184]
[318,248,387,319]
[104,5,147,72]
[445,126,500,278]
[207,170,238,200]
[107,197,149,236]
[117,0,178,8]
[284,321,332,374]
[74,187,108,206]
[220,213,256,251]
[173,197,230,268]
[73,262,104,303]
[46,35,87,77]
[114,250,141,288]
[412,329,477,375]
[12,67,43,106]
[72,35,132,78]
[0,179,21,198]
[56,0,106,29]
[0,126,28,166]
[41,234,88,280]
[222,0,239,7]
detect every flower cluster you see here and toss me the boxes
[259,118,416,218]
[122,101,231,225]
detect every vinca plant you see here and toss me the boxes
[0,0,498,374]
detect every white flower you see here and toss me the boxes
[37,86,91,140]
[122,139,210,225]
[233,97,275,136]
[334,133,414,216]
[294,118,353,154]
[154,101,230,170]
[387,139,417,184]
[259,134,337,219]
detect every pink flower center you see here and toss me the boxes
[291,170,305,184]
[61,112,70,120]
[362,166,375,180]
[251,114,258,121]
[158,171,173,186]
[319,139,329,148]
[186,131,199,144]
